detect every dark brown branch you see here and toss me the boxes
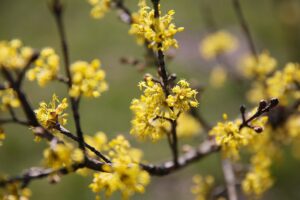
[54,124,111,163]
[50,0,87,158]
[239,98,279,131]
[0,139,219,188]
[232,0,257,58]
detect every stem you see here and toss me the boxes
[51,0,87,157]
[222,159,238,200]
[232,0,257,58]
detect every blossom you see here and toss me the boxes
[43,143,83,170]
[0,88,20,110]
[166,80,199,112]
[242,152,273,197]
[0,39,34,69]
[200,30,237,60]
[191,175,214,200]
[35,94,68,130]
[0,182,31,200]
[242,51,277,79]
[176,112,202,138]
[89,135,150,200]
[130,77,198,141]
[88,0,111,19]
[0,127,5,146]
[129,0,184,51]
[209,66,227,88]
[27,47,59,86]
[209,113,268,160]
[69,59,108,98]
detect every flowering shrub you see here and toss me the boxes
[0,0,300,200]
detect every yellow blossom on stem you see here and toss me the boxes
[241,51,277,79]
[242,152,273,197]
[43,142,83,170]
[89,135,150,200]
[130,76,198,141]
[88,0,111,19]
[35,94,68,130]
[166,80,199,112]
[0,182,32,200]
[200,30,237,60]
[69,59,108,98]
[209,112,268,160]
[129,0,184,51]
[0,88,20,110]
[0,39,34,69]
[27,47,60,87]
[191,175,214,200]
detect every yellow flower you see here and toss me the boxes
[88,0,111,19]
[89,135,150,200]
[242,152,273,197]
[166,80,199,112]
[0,88,20,110]
[69,59,108,98]
[35,94,68,130]
[209,66,227,88]
[27,47,59,86]
[129,0,184,51]
[176,112,202,138]
[209,112,268,160]
[241,51,277,79]
[200,30,237,60]
[131,77,198,141]
[0,127,5,146]
[43,143,83,170]
[0,39,34,69]
[0,182,31,200]
[191,175,214,200]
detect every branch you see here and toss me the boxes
[222,159,238,200]
[232,0,257,58]
[54,124,111,163]
[50,0,87,157]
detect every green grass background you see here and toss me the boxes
[1,0,300,199]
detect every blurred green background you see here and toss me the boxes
[1,0,300,199]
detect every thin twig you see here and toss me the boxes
[50,0,87,157]
[232,0,257,58]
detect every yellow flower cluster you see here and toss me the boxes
[191,175,214,200]
[0,127,5,146]
[129,0,184,51]
[90,135,150,200]
[69,59,108,98]
[0,88,20,110]
[35,94,68,130]
[209,66,227,88]
[88,0,111,19]
[43,143,84,170]
[241,52,277,80]
[209,113,268,160]
[0,39,33,69]
[176,112,202,138]
[247,62,300,105]
[200,30,237,60]
[130,77,198,140]
[242,152,273,197]
[166,80,199,112]
[27,47,59,87]
[0,182,31,200]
